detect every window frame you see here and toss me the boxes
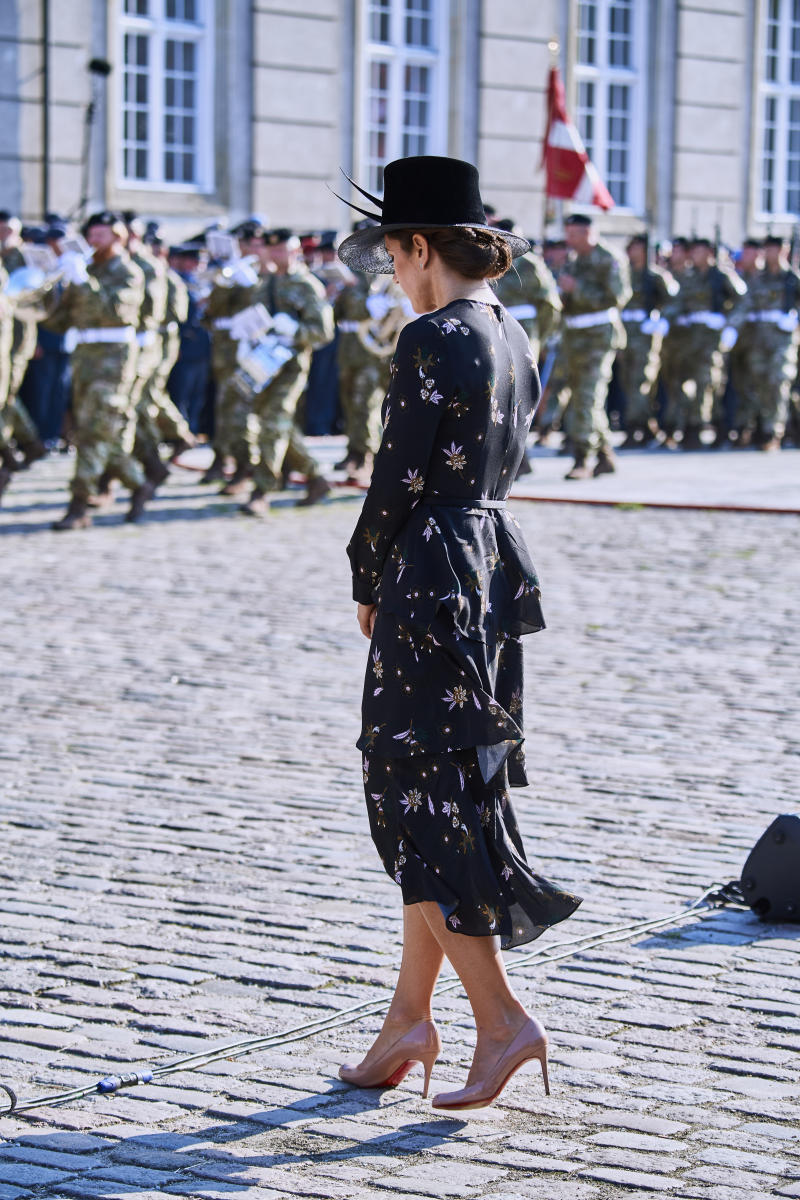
[116,0,215,193]
[356,0,450,197]
[757,0,800,222]
[572,0,646,214]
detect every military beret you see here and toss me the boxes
[0,210,14,222]
[230,219,263,240]
[671,236,690,250]
[21,226,48,244]
[742,237,763,249]
[691,236,713,249]
[85,210,124,230]
[564,213,592,227]
[264,227,295,245]
[494,218,517,233]
[764,234,786,247]
[169,243,201,258]
[352,218,378,234]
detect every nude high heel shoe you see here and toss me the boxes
[338,1019,441,1099]
[431,1018,549,1111]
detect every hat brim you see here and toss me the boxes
[337,222,530,273]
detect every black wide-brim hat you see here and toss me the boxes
[335,156,529,273]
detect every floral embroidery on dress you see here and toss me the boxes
[443,442,467,473]
[402,468,425,493]
[401,787,424,814]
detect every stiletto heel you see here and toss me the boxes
[420,1049,437,1099]
[538,1045,550,1097]
[431,1018,549,1111]
[339,1019,441,1097]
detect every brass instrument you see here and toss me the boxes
[4,237,93,321]
[357,279,413,358]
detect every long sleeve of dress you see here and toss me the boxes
[347,317,451,603]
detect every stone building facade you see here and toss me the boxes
[0,1,796,245]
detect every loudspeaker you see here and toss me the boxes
[740,814,800,922]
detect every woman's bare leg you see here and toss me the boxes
[353,902,445,1066]
[416,900,533,1084]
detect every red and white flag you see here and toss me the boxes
[542,66,614,210]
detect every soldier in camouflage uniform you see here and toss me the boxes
[735,234,800,450]
[45,211,153,529]
[0,257,15,501]
[658,236,693,445]
[124,218,194,488]
[333,269,388,480]
[492,220,561,362]
[557,213,631,479]
[147,234,191,453]
[0,217,47,468]
[239,229,334,514]
[617,234,678,448]
[661,237,747,449]
[202,221,265,487]
[727,238,763,443]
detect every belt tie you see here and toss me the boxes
[421,494,507,509]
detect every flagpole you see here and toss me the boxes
[543,38,560,239]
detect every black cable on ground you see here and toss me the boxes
[0,883,748,1117]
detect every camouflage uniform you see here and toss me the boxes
[130,249,191,473]
[0,262,14,454]
[204,280,260,468]
[247,266,334,493]
[727,266,761,435]
[46,251,146,501]
[493,250,562,362]
[558,241,631,458]
[661,263,747,436]
[736,264,800,443]
[1,245,43,455]
[152,267,190,443]
[334,273,389,463]
[618,263,678,434]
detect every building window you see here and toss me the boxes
[119,0,213,190]
[760,0,800,215]
[574,0,644,210]
[360,0,448,195]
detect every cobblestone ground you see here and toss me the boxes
[0,451,799,1200]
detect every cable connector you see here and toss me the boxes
[96,1070,154,1094]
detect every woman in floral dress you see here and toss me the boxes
[337,157,582,1110]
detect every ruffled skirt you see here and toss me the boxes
[363,747,582,949]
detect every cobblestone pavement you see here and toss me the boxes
[0,448,799,1200]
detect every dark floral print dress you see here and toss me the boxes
[347,299,582,948]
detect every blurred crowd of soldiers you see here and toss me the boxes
[1,200,798,527]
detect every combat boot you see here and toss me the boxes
[564,453,592,480]
[680,427,702,451]
[1,446,23,472]
[297,475,332,506]
[51,497,92,531]
[239,487,269,516]
[0,465,11,503]
[87,471,114,508]
[593,446,617,476]
[219,461,252,496]
[335,449,364,472]
[200,452,226,483]
[143,449,170,486]
[22,439,47,467]
[126,479,156,523]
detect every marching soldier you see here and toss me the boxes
[238,228,334,514]
[617,234,678,448]
[45,211,153,529]
[736,234,800,450]
[728,238,764,443]
[661,236,747,449]
[333,266,387,481]
[556,213,631,479]
[492,219,562,363]
[201,220,264,488]
[147,232,191,453]
[0,253,15,501]
[125,216,194,489]
[657,236,693,445]
[0,215,47,468]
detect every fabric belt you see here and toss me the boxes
[564,306,618,329]
[64,326,136,353]
[746,309,790,323]
[136,330,157,348]
[337,320,360,333]
[213,317,234,330]
[422,494,507,509]
[506,304,538,320]
[682,311,726,329]
[622,309,648,322]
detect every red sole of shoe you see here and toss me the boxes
[382,1060,414,1088]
